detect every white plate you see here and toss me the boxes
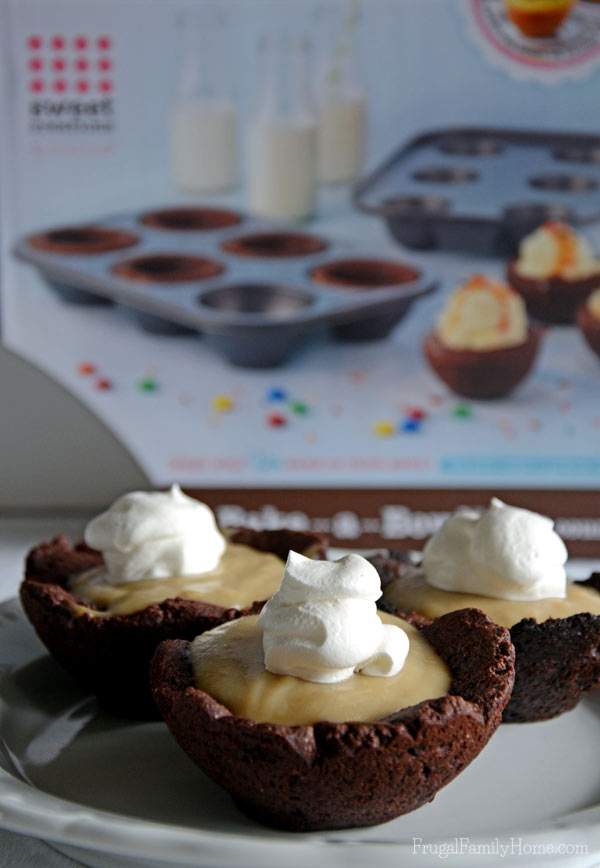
[1,596,600,868]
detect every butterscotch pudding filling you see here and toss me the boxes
[71,485,284,616]
[71,543,284,615]
[192,612,450,726]
[384,578,600,630]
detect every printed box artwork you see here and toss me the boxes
[2,0,600,552]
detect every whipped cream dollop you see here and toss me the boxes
[588,288,600,321]
[516,222,600,280]
[437,274,528,351]
[84,485,226,583]
[422,498,568,602]
[258,551,409,683]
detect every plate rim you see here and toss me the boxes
[2,595,600,867]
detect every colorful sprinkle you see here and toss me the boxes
[429,393,444,407]
[267,387,287,402]
[400,418,421,433]
[373,420,395,438]
[267,412,287,428]
[212,394,234,413]
[290,401,309,416]
[78,361,96,376]
[406,406,427,422]
[452,402,472,419]
[138,377,158,393]
[95,377,112,391]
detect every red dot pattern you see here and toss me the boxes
[26,33,113,96]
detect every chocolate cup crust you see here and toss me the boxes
[424,327,541,400]
[28,226,139,255]
[221,232,327,259]
[310,258,420,289]
[111,254,224,283]
[20,529,327,718]
[577,302,600,360]
[507,261,600,325]
[371,551,600,723]
[140,207,242,232]
[150,608,514,832]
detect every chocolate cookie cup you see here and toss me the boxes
[140,206,242,232]
[424,326,542,400]
[20,527,326,718]
[310,257,420,289]
[221,231,327,259]
[577,301,600,360]
[507,261,600,324]
[151,607,514,831]
[27,225,139,256]
[371,551,600,723]
[111,253,224,283]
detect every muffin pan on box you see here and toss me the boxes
[14,206,437,368]
[354,127,600,255]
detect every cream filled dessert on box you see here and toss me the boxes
[515,222,600,281]
[508,222,600,323]
[437,274,528,351]
[424,274,540,399]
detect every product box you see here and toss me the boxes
[2,0,600,553]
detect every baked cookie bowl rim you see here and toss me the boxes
[20,528,328,624]
[375,561,600,723]
[150,606,515,735]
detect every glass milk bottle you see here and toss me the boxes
[170,6,238,193]
[247,34,318,221]
[316,0,366,185]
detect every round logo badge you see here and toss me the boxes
[465,0,600,83]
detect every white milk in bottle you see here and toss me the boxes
[171,99,237,193]
[248,34,317,221]
[170,7,238,193]
[316,0,366,184]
